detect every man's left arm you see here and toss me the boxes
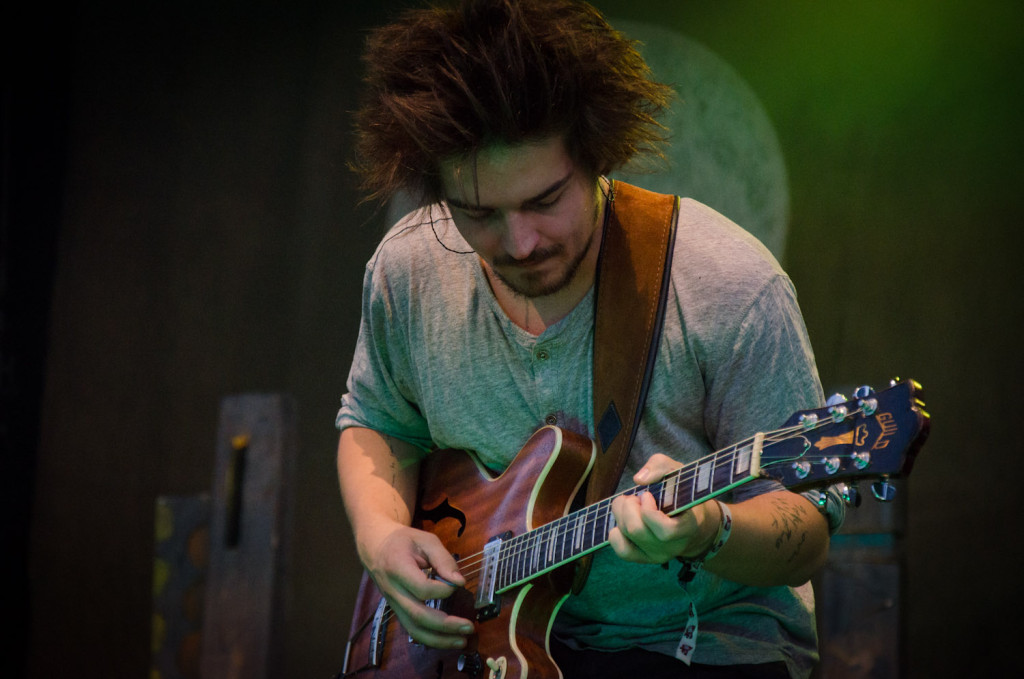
[610,456,829,587]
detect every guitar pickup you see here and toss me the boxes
[475,533,509,621]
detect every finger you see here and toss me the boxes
[633,492,684,559]
[392,599,475,649]
[608,526,652,563]
[637,491,679,539]
[610,494,663,563]
[613,491,697,563]
[391,558,464,604]
[633,453,683,485]
[381,532,465,601]
[417,537,466,589]
[383,579,475,648]
[611,494,644,534]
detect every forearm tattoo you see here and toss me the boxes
[769,495,811,563]
[385,436,403,521]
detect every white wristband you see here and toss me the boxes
[677,500,732,584]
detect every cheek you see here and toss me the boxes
[546,205,593,245]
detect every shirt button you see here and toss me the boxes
[536,349,550,361]
[545,414,558,425]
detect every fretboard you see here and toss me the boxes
[493,436,762,592]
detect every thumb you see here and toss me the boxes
[633,453,682,485]
[418,537,465,587]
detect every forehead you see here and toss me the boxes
[439,137,575,208]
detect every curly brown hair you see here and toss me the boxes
[352,0,672,205]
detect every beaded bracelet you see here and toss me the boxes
[677,500,733,584]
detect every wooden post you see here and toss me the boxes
[199,393,297,679]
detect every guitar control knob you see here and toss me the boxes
[871,478,897,502]
[458,652,483,677]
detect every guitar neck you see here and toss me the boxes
[492,435,763,592]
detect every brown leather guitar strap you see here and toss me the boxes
[573,180,679,593]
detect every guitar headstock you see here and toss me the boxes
[759,379,930,496]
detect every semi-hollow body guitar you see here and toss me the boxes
[339,379,930,678]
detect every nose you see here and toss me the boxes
[502,211,541,260]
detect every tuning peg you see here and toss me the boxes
[836,482,861,507]
[839,485,856,507]
[826,392,849,422]
[817,484,861,510]
[825,392,848,406]
[854,385,875,399]
[871,478,897,502]
[792,460,811,480]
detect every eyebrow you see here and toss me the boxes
[444,170,574,211]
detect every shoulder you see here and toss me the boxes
[363,203,475,290]
[674,198,784,281]
[368,203,459,269]
[669,198,792,315]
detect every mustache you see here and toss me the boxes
[493,245,564,267]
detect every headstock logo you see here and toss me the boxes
[813,424,869,451]
[871,412,898,450]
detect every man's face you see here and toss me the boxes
[439,136,603,299]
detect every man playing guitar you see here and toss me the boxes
[335,2,848,676]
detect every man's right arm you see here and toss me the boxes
[337,426,475,649]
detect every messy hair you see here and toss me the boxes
[352,0,672,205]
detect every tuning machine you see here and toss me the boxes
[815,483,861,509]
[852,385,878,416]
[837,482,861,507]
[870,476,897,502]
[826,392,848,406]
[825,392,849,422]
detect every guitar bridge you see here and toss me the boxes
[475,532,509,621]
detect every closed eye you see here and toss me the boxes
[526,188,566,212]
[530,196,560,211]
[457,206,495,221]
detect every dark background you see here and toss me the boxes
[4,1,1021,677]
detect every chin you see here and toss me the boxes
[501,270,572,299]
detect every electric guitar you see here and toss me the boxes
[339,378,930,678]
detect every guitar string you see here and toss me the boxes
[372,430,810,632]
[371,450,741,632]
[448,446,736,583]
[445,409,858,589]
[491,442,739,578]
[444,412,844,588]
[372,406,865,631]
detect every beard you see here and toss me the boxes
[490,229,596,299]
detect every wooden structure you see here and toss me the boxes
[198,393,297,679]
